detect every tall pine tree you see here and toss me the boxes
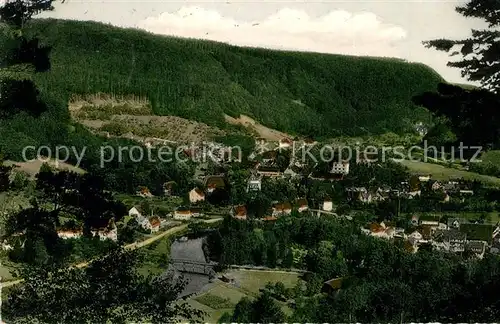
[423,0,500,92]
[0,0,55,118]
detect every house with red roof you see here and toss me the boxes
[232,205,247,220]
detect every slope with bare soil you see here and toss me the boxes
[69,94,225,144]
[224,114,291,141]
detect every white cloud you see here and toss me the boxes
[137,6,407,58]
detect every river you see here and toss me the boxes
[169,237,212,297]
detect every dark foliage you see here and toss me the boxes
[3,248,204,323]
[413,82,500,149]
[423,0,500,92]
[0,0,54,28]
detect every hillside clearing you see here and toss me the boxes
[398,160,500,187]
[225,114,291,141]
[4,159,85,178]
[186,269,302,322]
[69,93,226,144]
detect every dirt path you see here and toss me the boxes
[224,114,291,141]
[1,218,223,288]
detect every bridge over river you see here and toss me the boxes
[169,258,216,277]
[169,237,217,297]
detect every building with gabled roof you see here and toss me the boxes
[279,137,293,149]
[204,175,226,193]
[321,277,345,295]
[189,187,205,203]
[173,208,193,221]
[296,198,309,213]
[137,186,153,198]
[272,202,292,216]
[232,205,247,220]
[148,216,161,233]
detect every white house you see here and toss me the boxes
[57,230,83,240]
[418,174,431,182]
[296,199,309,213]
[279,138,293,149]
[129,206,153,231]
[189,188,205,203]
[330,162,349,175]
[408,231,423,245]
[409,231,423,240]
[129,207,143,220]
[174,209,193,221]
[322,199,333,212]
[247,177,262,192]
[138,217,152,231]
[92,226,118,241]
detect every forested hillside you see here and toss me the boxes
[26,19,442,138]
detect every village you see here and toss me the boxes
[44,136,500,263]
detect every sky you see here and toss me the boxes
[33,0,485,84]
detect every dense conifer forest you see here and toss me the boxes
[25,19,442,138]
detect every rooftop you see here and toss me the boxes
[273,202,292,211]
[433,229,466,242]
[323,277,344,290]
[204,175,226,189]
[234,205,247,217]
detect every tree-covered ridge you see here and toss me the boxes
[26,19,442,138]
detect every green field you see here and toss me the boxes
[405,212,500,224]
[480,150,500,164]
[136,236,174,276]
[399,160,500,187]
[188,269,302,322]
[0,262,15,282]
[24,19,442,139]
[117,194,183,217]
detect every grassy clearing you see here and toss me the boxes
[186,299,231,323]
[232,269,301,296]
[194,293,234,309]
[398,160,500,187]
[481,150,500,164]
[117,194,184,217]
[404,212,500,224]
[0,262,15,282]
[136,236,173,276]
[189,269,302,322]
